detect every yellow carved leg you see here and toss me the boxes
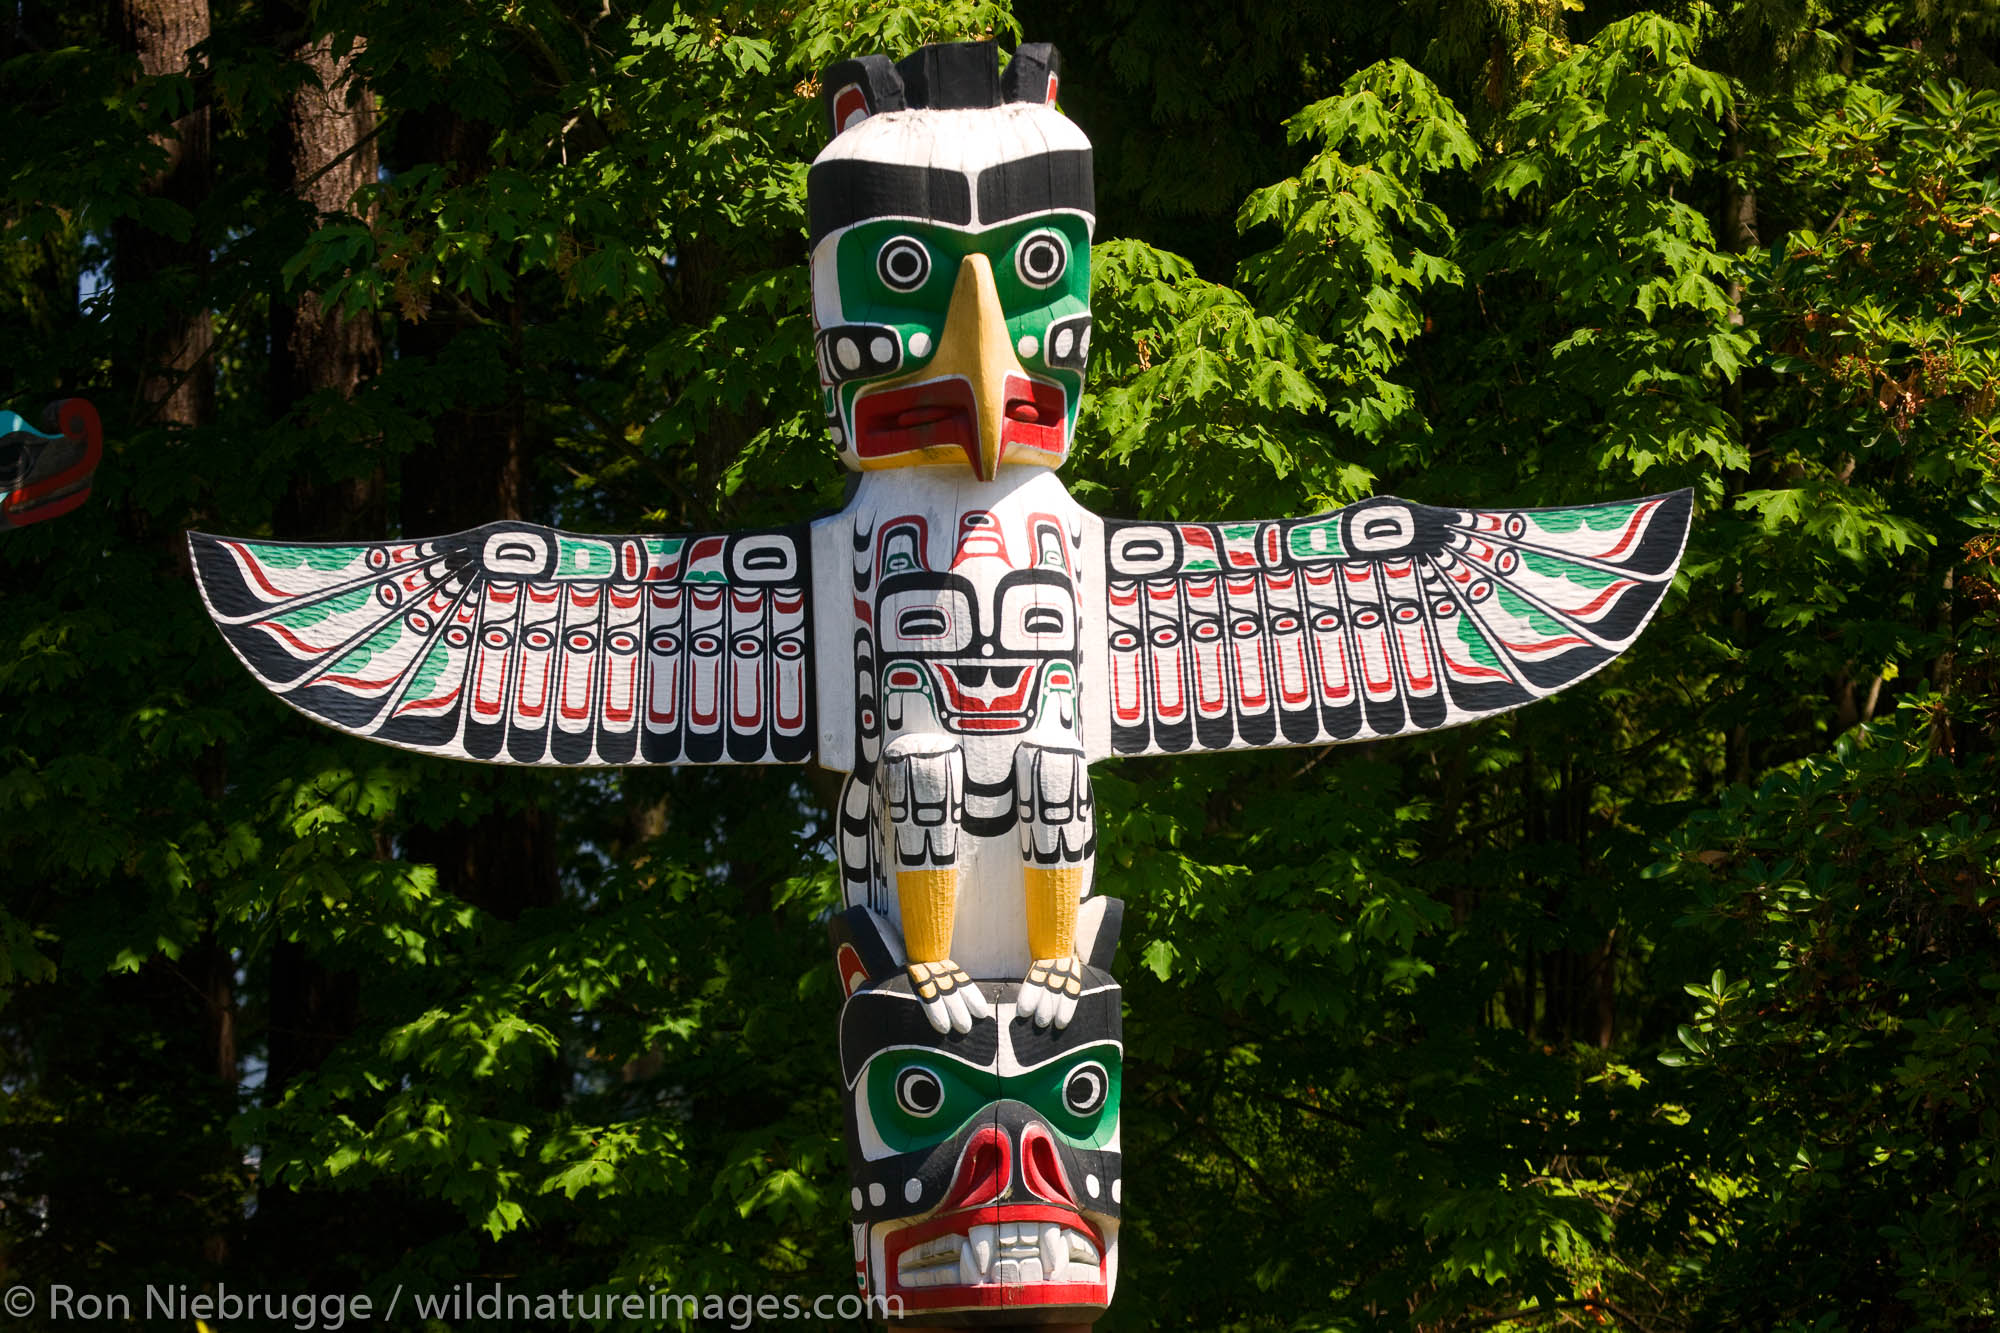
[896,866,986,1033]
[1022,866,1086,1029]
[1025,865,1083,960]
[897,866,957,963]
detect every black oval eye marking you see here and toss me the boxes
[1043,314,1092,370]
[1063,1061,1108,1115]
[1023,607,1065,635]
[878,236,932,292]
[896,1065,944,1117]
[1015,230,1067,288]
[817,324,902,384]
[897,608,949,638]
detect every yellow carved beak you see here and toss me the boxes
[924,254,1022,481]
[851,253,1027,481]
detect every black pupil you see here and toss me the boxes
[886,244,923,284]
[1066,1069,1101,1111]
[899,609,947,637]
[1024,239,1060,280]
[1025,609,1063,633]
[901,1070,941,1113]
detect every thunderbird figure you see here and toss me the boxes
[190,40,1691,1324]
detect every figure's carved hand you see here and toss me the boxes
[1020,955,1083,1029]
[907,960,989,1034]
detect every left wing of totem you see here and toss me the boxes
[187,521,813,765]
[1095,490,1692,757]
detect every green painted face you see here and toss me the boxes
[833,216,1091,348]
[814,214,1094,472]
[864,1042,1122,1155]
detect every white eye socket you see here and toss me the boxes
[1014,230,1067,289]
[896,1066,944,1117]
[878,237,932,292]
[1062,1061,1108,1115]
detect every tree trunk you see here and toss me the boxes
[113,0,213,428]
[269,14,384,538]
[254,11,379,1258]
[117,0,235,1102]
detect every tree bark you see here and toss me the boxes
[269,16,384,538]
[116,0,236,1103]
[113,0,213,428]
[256,13,378,1261]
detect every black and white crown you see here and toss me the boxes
[820,40,1061,139]
[807,41,1092,249]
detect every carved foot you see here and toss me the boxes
[1020,955,1083,1029]
[907,959,989,1034]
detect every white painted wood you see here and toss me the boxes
[812,104,1090,189]
[810,510,858,773]
[836,467,1096,980]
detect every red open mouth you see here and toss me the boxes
[853,376,1067,475]
[856,378,976,461]
[883,1202,1107,1311]
[876,1121,1110,1312]
[928,660,1038,729]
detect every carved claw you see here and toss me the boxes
[906,960,989,1034]
[1020,955,1083,1029]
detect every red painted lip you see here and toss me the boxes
[928,661,1037,716]
[853,375,1068,474]
[856,378,976,462]
[883,1202,1108,1313]
[1000,376,1066,458]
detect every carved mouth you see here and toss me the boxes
[851,375,1068,471]
[854,379,976,462]
[885,1203,1106,1309]
[929,660,1037,727]
[998,377,1066,458]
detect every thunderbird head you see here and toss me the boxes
[808,42,1094,481]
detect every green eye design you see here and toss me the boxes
[1014,230,1067,289]
[1062,1061,1108,1115]
[895,1064,946,1117]
[877,236,931,292]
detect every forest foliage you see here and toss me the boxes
[2,0,1998,1328]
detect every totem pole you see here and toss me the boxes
[189,40,1691,1327]
[2,400,101,530]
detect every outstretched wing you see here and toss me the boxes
[1098,490,1692,757]
[189,521,813,766]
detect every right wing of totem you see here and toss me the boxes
[1101,490,1693,756]
[188,521,813,766]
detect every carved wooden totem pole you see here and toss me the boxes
[190,40,1691,1327]
[2,399,101,530]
